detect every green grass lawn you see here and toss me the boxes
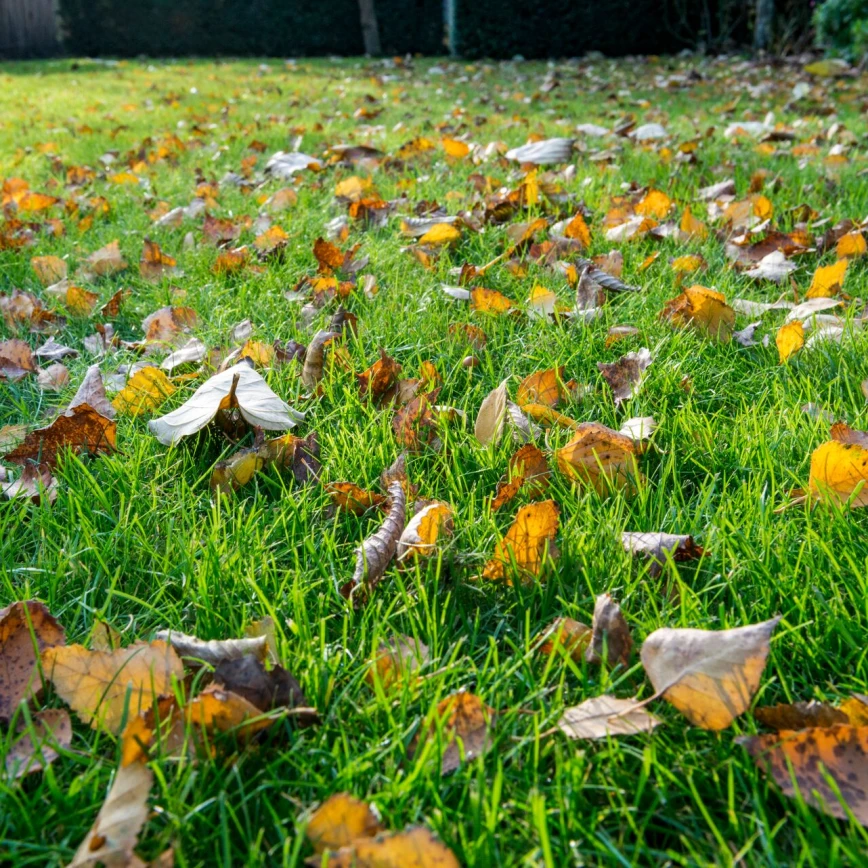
[1,53,868,867]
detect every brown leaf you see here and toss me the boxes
[3,404,116,468]
[342,481,406,601]
[621,531,705,574]
[141,306,197,346]
[517,367,566,409]
[413,692,494,775]
[68,364,116,419]
[0,338,36,381]
[585,594,633,668]
[327,482,388,515]
[558,695,661,740]
[37,362,70,392]
[641,617,780,730]
[739,725,868,826]
[42,640,184,734]
[82,239,128,277]
[301,330,340,389]
[5,708,71,779]
[491,443,549,511]
[597,348,652,406]
[366,635,429,691]
[0,601,65,722]
[537,617,591,662]
[139,238,177,281]
[392,391,441,452]
[69,761,152,867]
[305,793,382,854]
[1,463,58,505]
[31,255,68,286]
[357,349,402,402]
[754,701,849,731]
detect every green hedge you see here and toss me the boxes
[59,0,443,57]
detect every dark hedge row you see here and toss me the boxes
[59,0,444,57]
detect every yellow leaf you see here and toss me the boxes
[670,254,706,274]
[641,618,779,730]
[334,176,371,202]
[240,340,275,367]
[808,428,868,508]
[418,223,461,246]
[634,188,671,219]
[113,366,176,417]
[679,207,708,240]
[482,500,559,583]
[836,231,866,260]
[516,367,566,409]
[564,212,591,247]
[397,502,453,560]
[776,321,804,363]
[470,286,514,314]
[30,255,67,286]
[65,285,99,317]
[317,827,460,867]
[807,259,848,299]
[555,422,641,494]
[752,194,774,219]
[306,793,383,853]
[42,640,184,734]
[660,285,735,342]
[442,138,470,158]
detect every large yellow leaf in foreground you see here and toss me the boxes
[43,640,183,734]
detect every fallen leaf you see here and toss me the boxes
[474,378,509,446]
[357,349,402,402]
[481,500,559,584]
[142,306,197,346]
[37,362,70,392]
[31,255,67,286]
[4,708,72,779]
[139,238,177,281]
[505,137,573,165]
[3,404,116,467]
[739,725,868,826]
[82,239,128,277]
[621,531,705,574]
[744,250,797,283]
[640,618,780,730]
[555,423,641,493]
[517,367,566,409]
[491,443,549,511]
[366,635,430,691]
[392,391,441,452]
[301,330,340,390]
[397,502,453,561]
[1,463,58,505]
[153,630,267,666]
[660,286,735,342]
[69,761,153,867]
[754,701,848,730]
[807,259,848,299]
[558,695,661,740]
[413,691,494,775]
[585,594,633,668]
[538,617,591,662]
[836,231,866,260]
[327,482,388,515]
[308,826,460,868]
[148,362,303,446]
[306,793,382,854]
[112,367,175,416]
[776,321,805,363]
[212,654,312,719]
[43,640,184,733]
[0,600,65,722]
[807,423,868,508]
[597,348,652,406]
[343,481,406,601]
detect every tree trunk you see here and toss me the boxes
[754,0,774,52]
[358,0,382,56]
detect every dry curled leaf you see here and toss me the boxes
[392,391,441,452]
[558,695,661,740]
[301,330,340,390]
[481,499,559,584]
[148,362,303,446]
[754,701,848,731]
[42,640,184,734]
[739,725,868,827]
[68,364,116,419]
[0,600,65,722]
[1,463,57,505]
[641,617,780,730]
[474,378,509,446]
[621,531,705,575]
[342,481,406,601]
[153,630,267,666]
[69,761,152,867]
[585,594,633,669]
[213,654,314,722]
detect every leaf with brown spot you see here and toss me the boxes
[313,237,346,273]
[491,443,549,510]
[0,600,65,722]
[3,404,116,467]
[82,239,128,278]
[0,338,36,381]
[585,594,633,668]
[739,725,868,826]
[392,390,441,452]
[470,286,515,314]
[342,481,406,602]
[517,367,566,409]
[142,305,197,346]
[5,708,72,779]
[1,463,57,505]
[212,246,250,275]
[139,238,177,281]
[306,793,383,854]
[641,617,780,730]
[69,760,153,867]
[301,330,340,390]
[555,422,641,494]
[254,224,289,258]
[558,695,661,740]
[754,701,848,730]
[807,425,868,508]
[412,692,494,775]
[660,286,735,342]
[327,482,388,515]
[357,349,402,402]
[68,364,116,419]
[481,499,559,584]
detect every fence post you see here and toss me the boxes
[0,0,60,58]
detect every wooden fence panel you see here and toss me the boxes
[0,0,59,58]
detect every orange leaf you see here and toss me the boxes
[807,259,847,299]
[482,500,559,583]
